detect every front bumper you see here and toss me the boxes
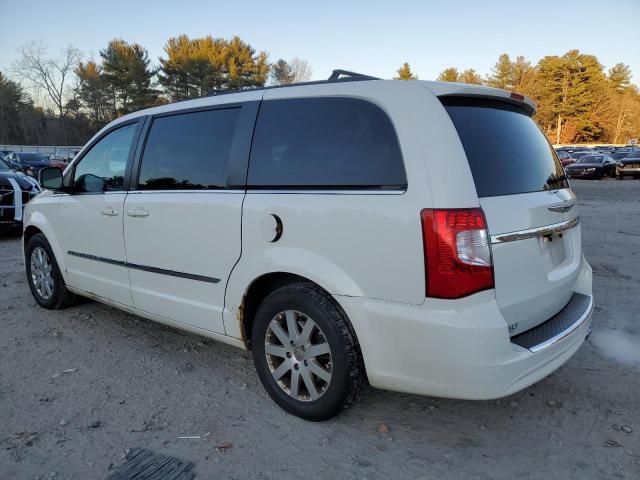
[335,257,593,400]
[0,218,22,230]
[567,171,600,179]
[618,167,640,176]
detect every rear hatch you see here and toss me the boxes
[441,96,582,336]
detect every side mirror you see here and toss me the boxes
[39,167,64,191]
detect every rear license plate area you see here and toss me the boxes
[542,232,567,266]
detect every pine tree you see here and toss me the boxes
[394,62,418,80]
[510,56,534,94]
[100,39,159,115]
[437,67,460,82]
[460,69,483,85]
[0,71,32,143]
[608,63,632,93]
[75,61,111,126]
[486,54,512,89]
[158,35,223,101]
[158,35,269,99]
[536,50,608,143]
[272,59,295,84]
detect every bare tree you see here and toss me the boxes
[289,58,313,83]
[13,42,81,118]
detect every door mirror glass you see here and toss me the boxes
[39,167,64,190]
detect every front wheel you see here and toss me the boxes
[251,283,365,421]
[25,233,75,309]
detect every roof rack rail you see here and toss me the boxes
[328,69,380,81]
[205,69,380,97]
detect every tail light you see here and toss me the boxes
[420,208,494,299]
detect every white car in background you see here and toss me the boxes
[23,71,593,420]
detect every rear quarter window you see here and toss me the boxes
[247,97,406,189]
[441,97,568,198]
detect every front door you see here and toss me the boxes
[57,121,140,306]
[123,104,255,333]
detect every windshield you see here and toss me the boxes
[0,158,9,171]
[19,153,50,165]
[576,156,604,164]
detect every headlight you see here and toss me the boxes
[586,168,596,172]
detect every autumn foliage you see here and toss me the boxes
[432,51,639,144]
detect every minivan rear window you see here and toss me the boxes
[441,97,568,197]
[247,97,407,189]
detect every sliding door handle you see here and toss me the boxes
[127,208,149,217]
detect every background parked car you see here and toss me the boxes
[49,148,80,169]
[556,150,576,166]
[616,153,640,179]
[568,151,591,162]
[565,155,618,179]
[611,151,632,161]
[0,150,15,163]
[0,157,41,231]
[5,152,52,178]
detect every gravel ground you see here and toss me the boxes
[1,180,639,480]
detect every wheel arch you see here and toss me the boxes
[23,225,43,248]
[22,213,68,280]
[234,271,357,351]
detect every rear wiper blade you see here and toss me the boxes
[547,175,567,185]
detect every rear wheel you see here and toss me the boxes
[25,233,75,309]
[251,283,365,421]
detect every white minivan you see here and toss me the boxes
[25,71,593,420]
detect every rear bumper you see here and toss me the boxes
[335,257,593,400]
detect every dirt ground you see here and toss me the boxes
[1,180,639,480]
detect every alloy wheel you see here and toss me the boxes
[264,310,333,401]
[30,246,54,300]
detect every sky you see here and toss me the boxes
[1,0,639,86]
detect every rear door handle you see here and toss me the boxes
[127,208,149,217]
[100,207,119,216]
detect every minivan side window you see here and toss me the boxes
[138,108,240,190]
[247,97,407,189]
[73,123,137,193]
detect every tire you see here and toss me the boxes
[25,233,75,309]
[251,282,365,421]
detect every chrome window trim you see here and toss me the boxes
[490,217,580,244]
[245,189,406,195]
[126,190,246,195]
